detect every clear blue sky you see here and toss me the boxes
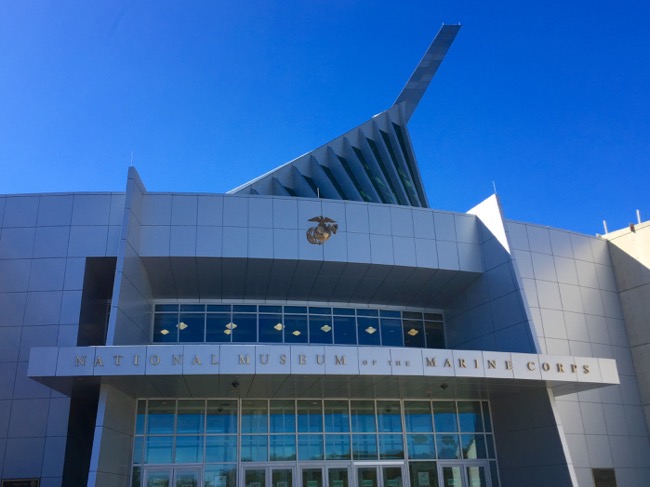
[1,1,648,235]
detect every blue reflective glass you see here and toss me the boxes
[309,315,333,344]
[285,306,307,314]
[436,434,461,459]
[403,320,425,348]
[357,317,380,346]
[351,401,376,432]
[298,400,323,433]
[175,435,203,463]
[145,436,173,464]
[270,434,296,461]
[333,316,357,345]
[241,400,268,434]
[241,435,268,462]
[404,401,433,432]
[324,401,350,433]
[207,400,238,434]
[378,434,404,459]
[147,400,175,434]
[325,434,351,460]
[233,305,256,312]
[231,314,257,342]
[433,402,458,432]
[206,313,231,343]
[380,310,400,318]
[298,434,324,460]
[270,400,295,433]
[407,434,435,459]
[178,313,205,342]
[259,305,282,313]
[153,314,178,343]
[136,400,146,435]
[206,435,237,462]
[377,401,401,432]
[207,305,230,312]
[352,434,378,459]
[259,314,284,343]
[309,307,332,315]
[180,304,205,312]
[333,308,355,316]
[357,309,379,317]
[380,318,403,346]
[284,315,307,343]
[458,402,483,432]
[176,400,204,434]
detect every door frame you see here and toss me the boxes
[353,461,407,487]
[242,463,298,487]
[436,460,491,487]
[142,465,203,487]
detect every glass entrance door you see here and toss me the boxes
[356,464,405,487]
[437,461,490,487]
[143,467,201,487]
[244,466,296,487]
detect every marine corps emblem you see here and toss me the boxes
[306,216,338,245]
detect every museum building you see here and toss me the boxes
[1,24,649,487]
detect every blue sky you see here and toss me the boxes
[1,1,648,235]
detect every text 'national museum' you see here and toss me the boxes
[1,24,649,487]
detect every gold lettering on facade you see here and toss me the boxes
[527,362,536,371]
[426,358,436,367]
[583,365,590,374]
[134,355,139,365]
[75,355,86,366]
[259,354,269,365]
[239,355,250,365]
[316,355,325,365]
[149,355,160,365]
[192,355,201,365]
[114,355,122,366]
[487,360,496,369]
[444,359,452,367]
[571,364,578,373]
[173,354,183,365]
[505,360,513,370]
[299,355,306,365]
[335,355,346,365]
[458,359,466,368]
[94,356,104,366]
[541,362,550,372]
[280,354,287,365]
[474,359,480,368]
[556,363,565,373]
[211,354,219,365]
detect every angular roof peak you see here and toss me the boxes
[229,24,461,208]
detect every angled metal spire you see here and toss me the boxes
[394,24,461,122]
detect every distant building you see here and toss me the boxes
[1,24,648,487]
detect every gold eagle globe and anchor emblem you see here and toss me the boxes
[306,216,338,245]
